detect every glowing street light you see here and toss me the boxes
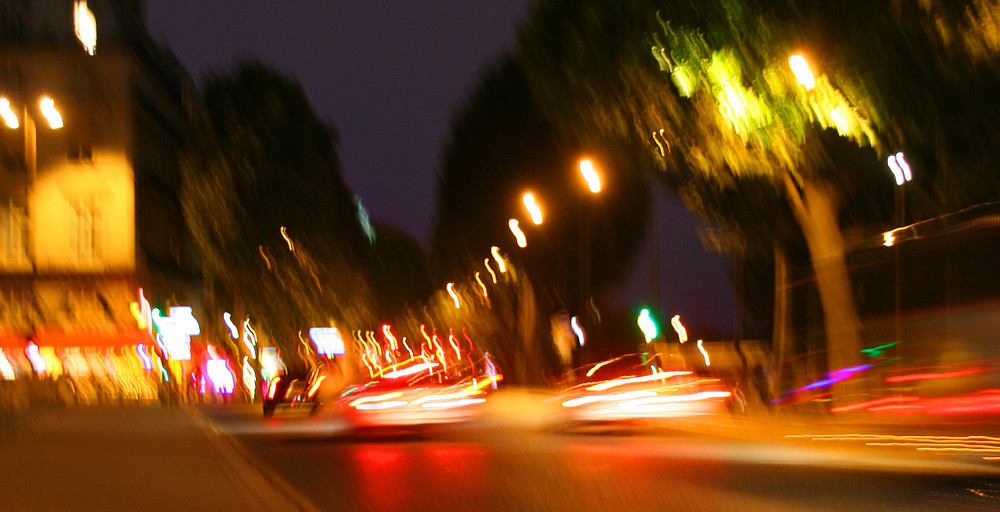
[887,152,912,186]
[39,97,63,129]
[789,54,815,91]
[490,246,507,273]
[74,1,97,56]
[522,192,543,225]
[0,98,18,129]
[508,218,527,248]
[447,282,461,309]
[579,159,602,193]
[637,308,658,343]
[670,314,688,344]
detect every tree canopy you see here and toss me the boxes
[181,61,375,351]
[518,0,1000,398]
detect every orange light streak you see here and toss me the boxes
[585,371,691,391]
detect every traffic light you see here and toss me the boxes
[637,308,658,343]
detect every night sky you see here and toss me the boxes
[143,1,736,338]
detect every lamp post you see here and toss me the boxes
[578,159,602,339]
[887,152,912,349]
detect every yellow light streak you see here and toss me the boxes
[0,98,18,129]
[447,282,461,309]
[508,219,527,248]
[280,226,294,251]
[39,97,62,129]
[484,259,498,283]
[671,314,688,343]
[789,54,815,90]
[523,193,543,224]
[349,391,404,407]
[474,271,488,298]
[579,159,602,193]
[697,339,710,366]
[586,371,691,391]
[490,246,506,272]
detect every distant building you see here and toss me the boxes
[0,0,199,380]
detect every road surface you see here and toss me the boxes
[204,404,1000,512]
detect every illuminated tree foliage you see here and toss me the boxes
[181,61,375,355]
[519,0,1000,397]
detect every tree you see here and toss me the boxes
[517,0,926,401]
[367,222,434,317]
[181,61,375,359]
[430,55,649,368]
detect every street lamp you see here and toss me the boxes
[0,99,19,129]
[522,192,543,225]
[508,219,527,248]
[789,54,815,90]
[577,158,602,342]
[579,159,602,193]
[39,97,63,129]
[887,151,912,353]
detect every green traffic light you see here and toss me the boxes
[637,308,658,343]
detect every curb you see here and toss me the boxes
[185,405,324,512]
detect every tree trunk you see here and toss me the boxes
[771,243,790,392]
[783,174,864,405]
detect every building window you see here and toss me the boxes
[68,142,92,162]
[69,201,101,263]
[0,202,28,264]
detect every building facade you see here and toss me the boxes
[0,0,199,393]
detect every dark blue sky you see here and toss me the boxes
[144,1,736,338]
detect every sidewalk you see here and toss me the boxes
[0,404,320,512]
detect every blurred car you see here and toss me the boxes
[554,352,734,426]
[262,374,316,417]
[332,358,502,430]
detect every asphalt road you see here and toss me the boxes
[204,405,1000,512]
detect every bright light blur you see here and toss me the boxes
[0,348,16,380]
[579,159,602,193]
[788,54,815,90]
[508,218,527,248]
[242,357,256,399]
[570,315,585,346]
[522,192,543,224]
[637,308,657,343]
[135,344,153,371]
[484,258,498,283]
[447,282,461,308]
[887,151,912,185]
[0,98,18,128]
[557,353,732,422]
[309,326,346,355]
[39,97,63,129]
[382,362,438,379]
[586,370,692,391]
[670,314,688,343]
[280,226,295,251]
[474,271,488,298]
[697,339,711,366]
[242,318,258,356]
[73,1,97,56]
[26,343,46,375]
[490,246,506,272]
[206,359,235,395]
[883,231,895,247]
